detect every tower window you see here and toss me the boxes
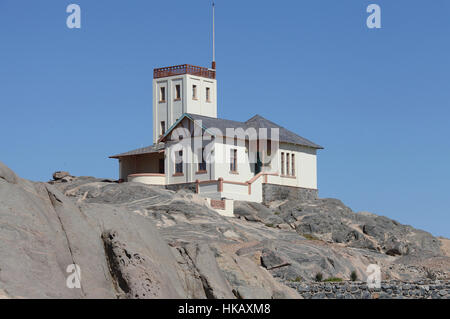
[192,85,197,100]
[175,84,181,100]
[159,87,166,102]
[206,87,211,102]
[160,121,166,136]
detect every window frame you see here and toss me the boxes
[160,121,166,136]
[174,84,181,100]
[192,85,198,100]
[159,86,166,102]
[197,147,207,173]
[206,87,211,102]
[230,148,238,173]
[174,150,183,175]
[286,152,290,176]
[291,153,295,176]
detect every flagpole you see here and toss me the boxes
[212,1,216,69]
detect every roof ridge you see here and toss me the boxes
[245,114,282,128]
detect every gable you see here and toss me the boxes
[158,113,323,149]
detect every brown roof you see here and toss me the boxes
[109,143,165,159]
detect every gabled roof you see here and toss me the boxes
[162,113,323,149]
[109,143,165,159]
[245,115,323,149]
[110,113,323,159]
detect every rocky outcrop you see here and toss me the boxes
[0,162,300,299]
[0,161,448,299]
[259,198,443,257]
[262,184,318,204]
[0,165,191,298]
[0,161,18,184]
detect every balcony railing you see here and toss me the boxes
[153,64,216,79]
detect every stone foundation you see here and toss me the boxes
[165,182,196,193]
[262,184,318,204]
[286,280,450,299]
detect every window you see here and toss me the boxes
[175,84,181,100]
[286,153,290,176]
[206,87,211,102]
[281,152,285,175]
[230,149,237,172]
[159,87,166,102]
[160,121,166,136]
[192,85,197,99]
[175,151,183,174]
[291,154,295,176]
[198,147,207,172]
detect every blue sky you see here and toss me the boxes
[1,1,449,237]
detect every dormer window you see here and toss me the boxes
[192,85,198,100]
[159,87,166,102]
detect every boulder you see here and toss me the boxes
[0,161,18,184]
[260,249,290,270]
[53,171,71,180]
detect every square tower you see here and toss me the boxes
[153,64,217,143]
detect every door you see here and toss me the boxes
[158,158,165,174]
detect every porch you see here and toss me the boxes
[111,147,166,184]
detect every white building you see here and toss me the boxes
[110,63,323,208]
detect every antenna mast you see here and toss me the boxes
[212,1,216,70]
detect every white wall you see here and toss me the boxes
[128,174,166,185]
[267,143,318,189]
[153,74,217,144]
[165,125,215,185]
[185,76,217,118]
[212,138,254,182]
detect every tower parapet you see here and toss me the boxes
[154,64,216,80]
